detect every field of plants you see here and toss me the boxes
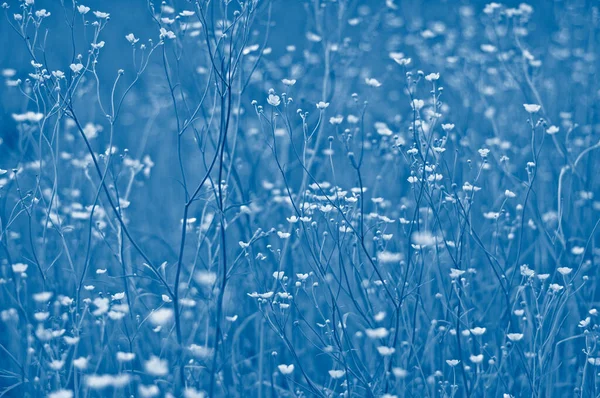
[0,0,599,397]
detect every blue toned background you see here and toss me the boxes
[0,1,599,397]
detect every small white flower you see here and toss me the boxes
[77,5,90,14]
[377,346,396,356]
[523,104,541,113]
[365,77,382,87]
[179,10,195,17]
[557,267,572,276]
[70,63,84,74]
[93,11,110,19]
[278,364,294,375]
[267,94,281,107]
[282,78,296,86]
[446,359,460,367]
[144,356,169,376]
[316,101,330,110]
[149,308,173,326]
[469,354,484,364]
[505,189,516,198]
[411,99,425,111]
[441,123,455,131]
[588,358,600,366]
[12,263,28,273]
[272,271,285,280]
[449,268,466,279]
[549,283,564,292]
[328,369,346,379]
[506,333,524,342]
[546,125,559,135]
[470,327,486,336]
[425,73,440,81]
[125,33,139,44]
[579,317,591,328]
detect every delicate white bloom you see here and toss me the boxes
[282,78,296,86]
[125,33,139,44]
[557,267,572,276]
[546,125,559,135]
[392,367,408,378]
[470,327,486,336]
[85,374,130,389]
[149,308,174,326]
[377,346,396,356]
[139,385,160,398]
[425,73,440,81]
[226,315,238,322]
[506,333,524,342]
[365,327,389,339]
[70,63,84,74]
[449,268,466,279]
[365,78,382,87]
[390,52,411,65]
[478,148,490,158]
[73,357,88,370]
[77,5,90,14]
[523,104,541,113]
[272,271,285,280]
[183,388,206,398]
[117,352,136,362]
[571,246,585,255]
[48,390,74,398]
[278,364,295,375]
[470,354,484,364]
[179,10,195,17]
[267,94,281,107]
[505,190,516,198]
[277,231,290,239]
[144,356,169,376]
[441,123,455,131]
[12,112,44,123]
[588,358,600,366]
[446,359,460,367]
[411,99,425,111]
[316,101,330,110]
[549,283,564,292]
[12,263,28,273]
[93,11,110,19]
[159,28,176,40]
[579,317,591,328]
[33,291,53,303]
[328,369,346,379]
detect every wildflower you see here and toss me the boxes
[329,370,346,379]
[93,11,110,19]
[144,356,168,376]
[441,123,455,131]
[149,308,173,326]
[365,327,389,339]
[316,101,330,110]
[505,190,516,198]
[470,354,484,364]
[77,5,90,14]
[226,315,238,322]
[12,263,27,273]
[33,291,53,303]
[571,246,584,255]
[277,231,290,239]
[446,359,460,366]
[125,33,139,44]
[579,317,591,328]
[392,368,408,378]
[506,333,524,342]
[272,271,285,280]
[449,268,466,279]
[282,78,296,86]
[478,148,490,158]
[179,10,195,16]
[139,385,160,398]
[549,283,564,292]
[546,125,559,135]
[523,104,541,113]
[557,267,572,276]
[73,357,88,369]
[278,364,294,375]
[48,390,74,398]
[411,99,425,111]
[425,73,440,81]
[365,78,382,87]
[377,346,396,356]
[470,327,486,335]
[70,63,84,74]
[117,352,136,362]
[159,28,176,40]
[588,358,600,366]
[390,52,411,66]
[267,94,281,107]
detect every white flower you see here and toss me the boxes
[588,358,600,366]
[365,77,382,87]
[505,190,516,198]
[328,369,346,379]
[572,246,585,255]
[316,101,330,110]
[523,104,541,113]
[390,52,411,66]
[579,317,591,328]
[12,263,28,273]
[159,28,176,40]
[449,268,466,279]
[557,267,572,276]
[277,231,290,239]
[470,327,486,336]
[272,271,285,280]
[425,73,440,81]
[446,359,460,367]
[478,148,490,158]
[93,11,110,19]
[506,333,524,342]
[392,368,408,378]
[282,78,296,86]
[70,63,84,74]
[549,283,564,292]
[116,352,136,362]
[179,10,195,17]
[48,390,74,398]
[441,123,455,131]
[469,354,484,364]
[149,308,174,326]
[77,5,90,14]
[144,356,169,376]
[267,94,281,107]
[411,99,425,110]
[138,385,160,398]
[125,33,139,44]
[73,357,88,369]
[33,291,53,303]
[377,346,396,356]
[278,364,294,375]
